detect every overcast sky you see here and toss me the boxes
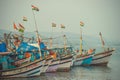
[0,0,120,42]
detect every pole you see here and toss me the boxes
[49,37,52,49]
[80,27,82,55]
[32,9,42,57]
[63,35,67,50]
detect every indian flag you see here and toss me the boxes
[31,5,39,11]
[60,24,65,28]
[80,21,84,27]
[52,23,56,27]
[23,16,27,21]
[18,23,25,33]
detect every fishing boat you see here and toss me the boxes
[73,21,115,66]
[0,40,46,78]
[46,47,73,72]
[90,32,115,66]
[45,34,74,72]
[73,21,94,66]
[44,22,74,72]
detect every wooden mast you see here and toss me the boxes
[31,6,42,57]
[49,37,52,49]
[63,35,67,50]
[80,21,84,55]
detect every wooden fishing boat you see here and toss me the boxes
[0,41,49,78]
[90,32,115,66]
[73,21,94,66]
[46,47,73,72]
[73,22,115,66]
[0,58,45,78]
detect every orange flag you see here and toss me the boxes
[13,23,18,30]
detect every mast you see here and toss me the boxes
[63,35,67,50]
[31,5,42,57]
[79,21,84,55]
[60,24,66,50]
[80,27,82,54]
[50,22,56,49]
[49,37,52,49]
[99,32,105,51]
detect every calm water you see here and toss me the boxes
[1,45,120,80]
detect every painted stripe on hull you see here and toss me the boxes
[73,55,92,66]
[41,59,53,73]
[91,53,112,65]
[3,65,42,77]
[58,59,72,69]
[1,60,45,77]
[46,60,60,72]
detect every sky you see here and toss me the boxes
[0,0,120,42]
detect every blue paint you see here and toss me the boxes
[82,56,93,65]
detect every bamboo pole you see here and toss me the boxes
[32,9,42,57]
[80,27,82,55]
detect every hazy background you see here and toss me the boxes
[0,0,120,42]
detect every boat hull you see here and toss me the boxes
[41,58,53,74]
[0,59,45,78]
[91,49,114,66]
[73,55,93,66]
[46,59,60,72]
[57,55,73,72]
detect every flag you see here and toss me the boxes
[31,5,39,11]
[13,23,18,30]
[60,24,65,28]
[18,23,25,33]
[23,16,27,21]
[99,32,105,46]
[80,21,84,27]
[52,23,56,27]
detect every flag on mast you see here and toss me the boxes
[23,16,27,21]
[52,23,56,27]
[13,22,18,30]
[80,21,84,27]
[60,24,65,29]
[18,23,25,33]
[31,5,39,11]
